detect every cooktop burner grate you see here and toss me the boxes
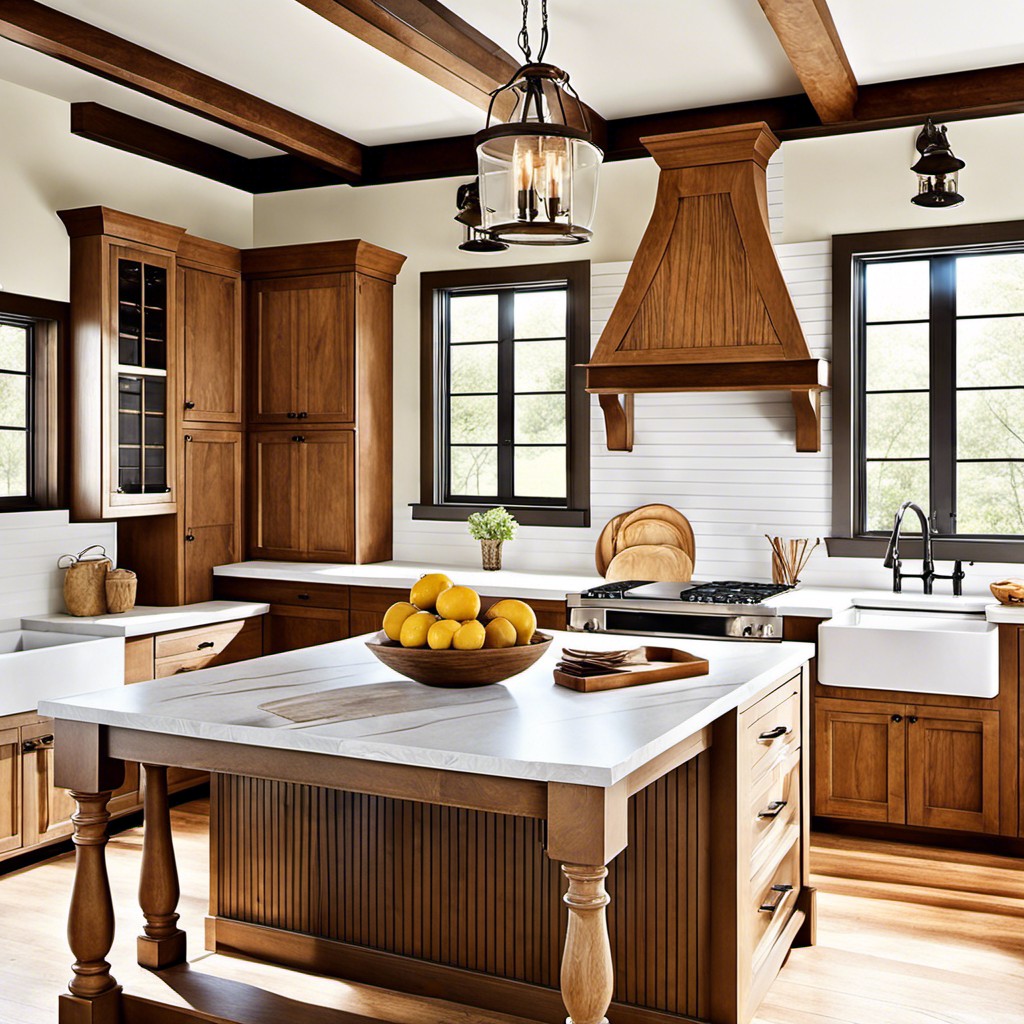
[681,581,793,605]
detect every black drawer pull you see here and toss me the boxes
[22,735,55,753]
[292,435,306,443]
[297,593,311,601]
[197,641,215,650]
[184,401,195,410]
[287,412,298,419]
[758,883,793,913]
[757,725,789,742]
[757,800,788,820]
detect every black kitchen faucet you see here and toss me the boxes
[882,500,965,595]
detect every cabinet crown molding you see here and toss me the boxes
[241,239,407,282]
[177,233,242,273]
[57,205,187,251]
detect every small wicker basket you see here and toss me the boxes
[105,568,138,614]
[59,545,111,616]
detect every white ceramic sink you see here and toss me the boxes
[818,606,999,698]
[0,630,125,716]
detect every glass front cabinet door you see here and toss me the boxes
[108,245,177,516]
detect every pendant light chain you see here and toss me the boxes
[517,0,549,63]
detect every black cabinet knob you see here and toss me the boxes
[287,412,298,418]
[297,411,308,419]
[184,401,195,410]
[891,714,902,723]
[185,533,195,542]
[184,434,192,442]
[908,715,918,724]
[292,435,306,443]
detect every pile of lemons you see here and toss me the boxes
[382,572,537,651]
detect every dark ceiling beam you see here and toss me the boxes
[0,0,364,180]
[756,0,858,122]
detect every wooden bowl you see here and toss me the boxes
[365,631,553,688]
[990,578,1024,605]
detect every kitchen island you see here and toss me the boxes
[39,630,815,1024]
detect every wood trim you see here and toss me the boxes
[241,241,406,281]
[623,725,709,796]
[585,359,830,392]
[104,727,548,817]
[0,0,363,179]
[756,0,857,123]
[176,234,242,274]
[58,206,186,251]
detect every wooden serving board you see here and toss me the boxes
[554,646,710,693]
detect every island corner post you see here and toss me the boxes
[51,716,693,1024]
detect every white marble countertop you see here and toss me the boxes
[38,629,814,788]
[214,560,605,602]
[983,602,1024,623]
[22,601,269,638]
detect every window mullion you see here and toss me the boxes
[497,291,515,500]
[929,255,957,534]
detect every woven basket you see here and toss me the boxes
[480,539,503,571]
[105,569,138,614]
[59,545,111,616]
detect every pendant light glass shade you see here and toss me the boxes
[476,53,601,245]
[910,119,965,209]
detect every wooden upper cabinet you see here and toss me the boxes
[249,274,354,424]
[179,262,243,425]
[60,208,186,520]
[905,706,1000,834]
[814,698,906,824]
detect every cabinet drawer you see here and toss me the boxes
[155,617,262,660]
[215,576,348,609]
[349,586,409,614]
[748,836,801,970]
[743,682,801,782]
[155,619,262,676]
[748,749,801,878]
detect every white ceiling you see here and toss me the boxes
[0,0,1021,159]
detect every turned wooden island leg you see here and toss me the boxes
[60,790,122,1024]
[560,864,614,1024]
[138,764,187,968]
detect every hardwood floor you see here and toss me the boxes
[0,800,1021,1024]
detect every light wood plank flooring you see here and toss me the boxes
[1,800,1022,1024]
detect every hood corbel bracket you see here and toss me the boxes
[791,389,822,453]
[598,393,634,451]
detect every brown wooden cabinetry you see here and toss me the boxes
[244,241,405,563]
[264,606,350,654]
[0,727,21,856]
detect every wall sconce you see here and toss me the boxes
[454,180,508,253]
[911,119,965,208]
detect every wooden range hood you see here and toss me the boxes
[584,122,830,453]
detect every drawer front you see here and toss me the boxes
[748,749,801,878]
[155,617,262,660]
[748,836,801,970]
[744,683,801,782]
[155,620,262,676]
[215,576,348,609]
[349,586,409,614]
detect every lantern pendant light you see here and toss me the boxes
[475,0,602,245]
[911,118,965,209]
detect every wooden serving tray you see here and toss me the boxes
[554,646,710,693]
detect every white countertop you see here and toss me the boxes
[22,601,269,638]
[38,629,814,788]
[214,560,605,602]
[983,602,1024,623]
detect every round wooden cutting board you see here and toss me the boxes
[605,544,694,583]
[595,504,696,576]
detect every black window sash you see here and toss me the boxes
[0,316,34,504]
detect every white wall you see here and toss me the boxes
[0,76,253,302]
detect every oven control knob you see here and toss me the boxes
[742,625,754,637]
[761,623,775,638]
[583,619,600,632]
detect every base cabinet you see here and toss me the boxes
[0,727,21,855]
[815,697,1002,834]
[265,606,349,655]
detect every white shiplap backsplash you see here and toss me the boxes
[394,151,1021,594]
[0,511,116,631]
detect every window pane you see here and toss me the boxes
[957,254,1024,316]
[515,446,566,498]
[957,389,1024,459]
[450,343,497,394]
[450,395,497,443]
[515,339,566,392]
[515,394,565,444]
[865,460,929,533]
[0,374,27,429]
[450,446,497,496]
[0,430,27,497]
[450,294,498,342]
[0,325,27,372]
[514,289,566,339]
[957,462,1024,535]
[865,324,929,391]
[865,392,929,459]
[865,261,929,322]
[957,317,1024,388]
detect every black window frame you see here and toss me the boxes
[830,220,1024,561]
[414,261,591,528]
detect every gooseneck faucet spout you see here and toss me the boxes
[882,501,964,595]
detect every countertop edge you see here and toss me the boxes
[22,601,270,638]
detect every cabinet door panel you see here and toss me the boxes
[305,432,355,561]
[252,283,301,420]
[814,698,905,823]
[181,266,241,424]
[21,724,76,846]
[302,275,353,423]
[265,606,349,654]
[0,727,22,855]
[249,431,304,558]
[906,707,1000,833]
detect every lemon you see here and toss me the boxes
[409,572,454,611]
[427,619,462,650]
[483,617,517,649]
[485,599,537,646]
[436,585,481,622]
[453,619,486,651]
[382,601,418,641]
[399,610,437,648]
